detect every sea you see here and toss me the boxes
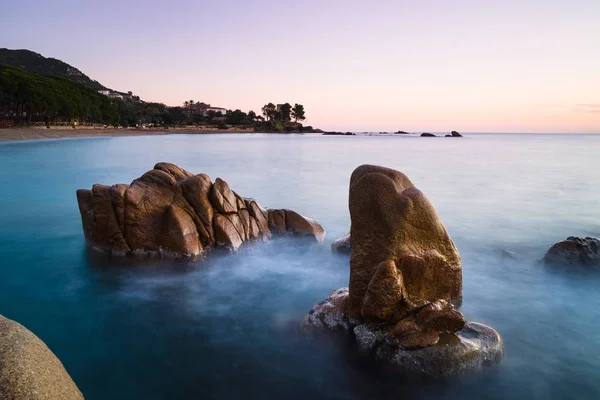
[0,132,599,399]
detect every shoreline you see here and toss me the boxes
[0,126,300,143]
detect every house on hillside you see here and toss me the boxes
[205,106,227,116]
[192,103,227,116]
[97,90,124,100]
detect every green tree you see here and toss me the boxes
[279,103,292,122]
[226,109,247,125]
[261,102,276,121]
[291,103,306,123]
[248,110,256,121]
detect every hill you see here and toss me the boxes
[0,64,119,125]
[0,48,107,91]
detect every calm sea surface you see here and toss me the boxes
[0,133,599,399]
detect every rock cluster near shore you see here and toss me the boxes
[302,164,502,376]
[0,314,84,399]
[76,162,324,259]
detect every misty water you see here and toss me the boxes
[0,133,599,399]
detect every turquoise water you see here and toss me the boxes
[0,133,599,399]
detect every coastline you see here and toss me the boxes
[0,126,271,142]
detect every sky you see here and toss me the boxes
[2,0,599,133]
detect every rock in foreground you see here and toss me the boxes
[0,315,84,399]
[348,164,462,323]
[543,236,600,266]
[302,165,502,376]
[76,163,325,259]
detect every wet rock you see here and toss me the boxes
[420,133,436,137]
[415,300,466,332]
[331,233,351,254]
[283,209,326,243]
[300,288,357,331]
[450,131,463,137]
[76,162,325,259]
[543,236,600,266]
[395,330,440,350]
[0,314,84,399]
[268,209,325,243]
[356,322,503,376]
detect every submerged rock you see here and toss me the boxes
[0,315,84,399]
[543,236,600,266]
[301,165,502,376]
[420,133,436,137]
[302,288,501,376]
[354,321,502,376]
[331,233,351,254]
[76,163,325,259]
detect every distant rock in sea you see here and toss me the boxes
[420,132,436,137]
[543,236,600,266]
[0,314,84,399]
[451,130,463,137]
[395,130,409,134]
[76,163,325,259]
[301,165,503,376]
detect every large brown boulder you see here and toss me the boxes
[301,165,501,376]
[76,163,325,259]
[0,315,84,399]
[348,164,462,323]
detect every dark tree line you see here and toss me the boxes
[0,65,312,131]
[0,64,119,124]
[261,102,305,123]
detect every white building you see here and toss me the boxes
[203,107,227,116]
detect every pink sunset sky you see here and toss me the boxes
[2,0,599,133]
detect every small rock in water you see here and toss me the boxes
[543,236,600,266]
[331,233,351,254]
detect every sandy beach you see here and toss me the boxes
[0,126,256,142]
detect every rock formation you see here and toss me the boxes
[420,132,436,137]
[302,165,502,376]
[543,236,600,266]
[348,165,462,321]
[0,314,84,399]
[331,233,351,254]
[76,163,325,259]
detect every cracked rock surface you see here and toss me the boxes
[76,162,325,259]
